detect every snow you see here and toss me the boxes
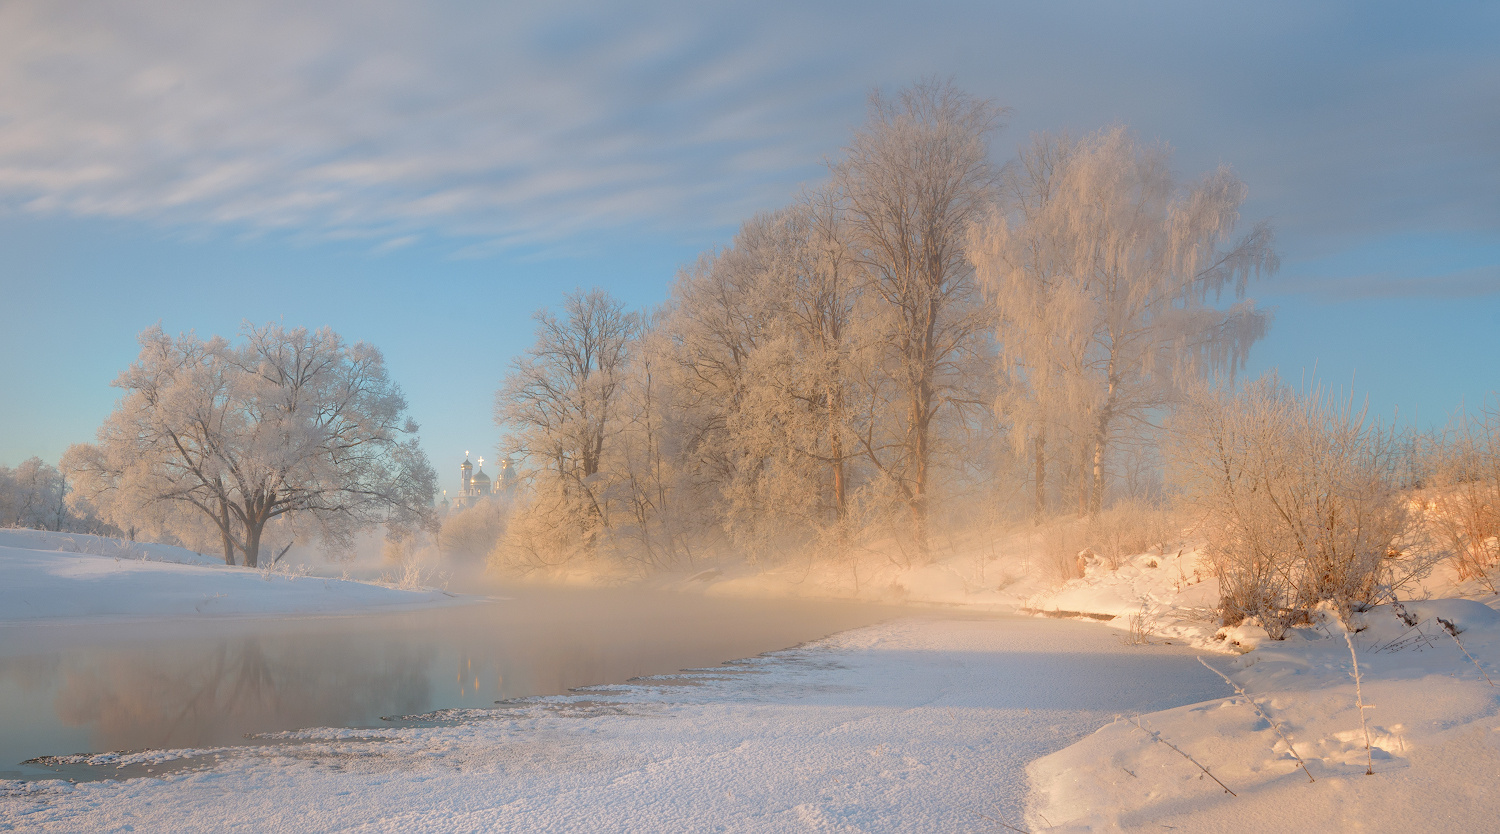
[672,531,1500,832]
[0,530,464,623]
[6,526,1500,831]
[0,616,1224,833]
[1027,599,1500,831]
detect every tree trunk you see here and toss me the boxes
[244,516,264,568]
[1078,443,1090,516]
[218,501,235,566]
[1090,372,1119,517]
[1034,430,1047,524]
[910,385,931,562]
[1090,429,1106,517]
[830,413,847,524]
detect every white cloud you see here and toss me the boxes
[0,0,1495,260]
[0,1,855,248]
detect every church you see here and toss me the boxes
[444,452,518,510]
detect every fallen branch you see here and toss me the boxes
[1199,657,1314,782]
[1126,715,1236,796]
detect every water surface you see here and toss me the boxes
[0,589,893,779]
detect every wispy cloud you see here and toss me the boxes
[0,1,851,248]
[0,1,1495,258]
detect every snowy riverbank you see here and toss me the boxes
[0,530,464,623]
[1,615,1224,833]
[1027,598,1500,832]
[5,527,1499,831]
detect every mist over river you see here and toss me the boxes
[0,590,893,780]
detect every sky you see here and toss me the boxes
[1,0,1497,496]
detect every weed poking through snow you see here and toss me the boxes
[1198,657,1314,782]
[1121,598,1158,646]
[1437,617,1496,687]
[1126,715,1237,796]
[1344,632,1375,775]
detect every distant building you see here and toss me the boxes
[443,451,518,511]
[496,456,518,494]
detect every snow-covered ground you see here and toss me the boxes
[0,530,463,623]
[1,615,1223,833]
[1029,598,1500,832]
[673,535,1500,832]
[5,526,1499,831]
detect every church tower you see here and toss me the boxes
[460,453,474,496]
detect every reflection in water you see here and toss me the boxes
[41,638,432,753]
[0,589,891,776]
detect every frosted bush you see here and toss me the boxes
[1172,376,1412,637]
[1422,406,1500,591]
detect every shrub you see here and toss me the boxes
[1422,407,1500,591]
[439,500,509,562]
[1172,376,1412,637]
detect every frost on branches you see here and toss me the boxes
[63,323,437,567]
[969,127,1277,521]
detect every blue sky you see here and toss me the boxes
[1,0,1497,495]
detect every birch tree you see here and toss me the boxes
[755,192,864,532]
[834,79,1002,555]
[64,324,437,566]
[664,228,782,551]
[495,289,637,559]
[971,127,1278,516]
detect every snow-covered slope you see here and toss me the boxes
[0,530,462,623]
[1027,598,1500,831]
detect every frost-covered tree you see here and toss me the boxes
[64,324,436,567]
[611,314,685,569]
[495,289,637,560]
[658,199,875,563]
[970,127,1277,516]
[758,191,864,532]
[0,457,69,531]
[834,79,1003,554]
[663,227,784,553]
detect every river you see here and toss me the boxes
[0,589,893,780]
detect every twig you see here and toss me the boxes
[1344,632,1375,775]
[1198,658,1314,782]
[1126,715,1237,796]
[1438,617,1496,687]
[970,808,1033,834]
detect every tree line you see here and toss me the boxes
[491,80,1279,574]
[29,79,1489,635]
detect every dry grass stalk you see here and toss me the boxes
[1126,715,1237,796]
[1121,598,1158,646]
[1344,631,1375,775]
[1198,657,1314,782]
[1437,617,1496,687]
